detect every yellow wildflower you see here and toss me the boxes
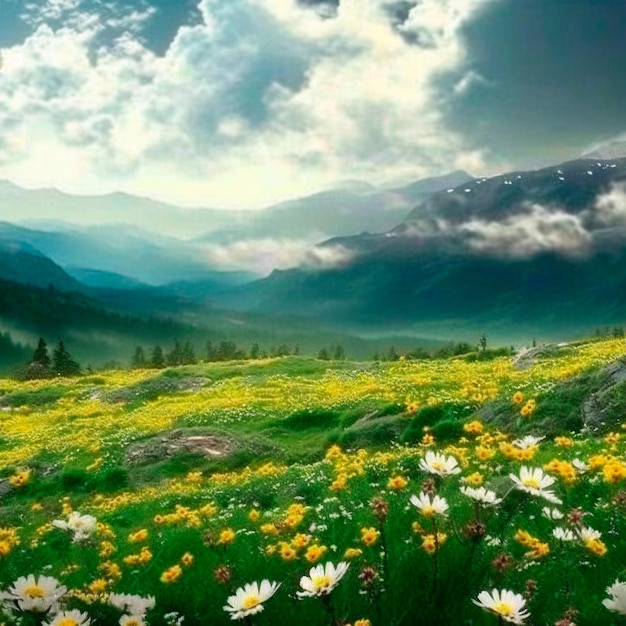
[278,542,297,561]
[464,420,484,435]
[87,578,109,594]
[160,565,183,584]
[344,548,363,559]
[99,541,116,558]
[387,475,408,490]
[603,460,626,483]
[360,527,380,547]
[421,533,447,554]
[260,523,279,535]
[554,436,574,448]
[128,529,149,543]
[325,445,344,460]
[219,529,236,545]
[304,544,327,562]
[8,469,31,488]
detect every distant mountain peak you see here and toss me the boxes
[581,137,626,160]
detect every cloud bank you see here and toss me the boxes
[199,237,353,274]
[402,183,626,259]
[0,0,499,208]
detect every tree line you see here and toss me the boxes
[129,340,304,369]
[14,337,82,379]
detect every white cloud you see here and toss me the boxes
[0,0,500,208]
[460,203,591,258]
[199,237,353,274]
[591,183,626,227]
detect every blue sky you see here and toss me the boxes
[0,0,625,208]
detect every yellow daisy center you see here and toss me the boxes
[312,575,332,590]
[58,620,79,626]
[431,461,445,472]
[422,505,435,518]
[522,478,540,490]
[242,595,261,610]
[493,601,513,616]
[24,585,45,598]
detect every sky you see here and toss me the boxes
[1,0,625,209]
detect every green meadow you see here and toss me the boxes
[2,338,626,625]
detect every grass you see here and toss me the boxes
[1,339,626,624]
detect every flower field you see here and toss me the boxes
[2,339,626,625]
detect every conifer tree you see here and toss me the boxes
[150,345,165,369]
[181,341,197,365]
[32,337,51,369]
[52,340,81,376]
[131,346,147,369]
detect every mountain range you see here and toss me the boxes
[3,158,626,363]
[214,158,626,341]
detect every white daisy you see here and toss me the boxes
[419,451,461,477]
[460,486,502,506]
[52,512,97,542]
[512,435,544,449]
[119,615,147,626]
[552,527,575,542]
[410,492,449,518]
[44,609,91,626]
[223,580,280,620]
[577,526,602,542]
[603,580,626,615]
[109,593,155,617]
[541,507,564,521]
[473,588,530,624]
[297,561,349,598]
[5,574,67,613]
[509,466,562,504]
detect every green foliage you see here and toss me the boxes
[402,403,474,444]
[52,340,81,376]
[430,418,464,442]
[279,408,340,431]
[337,414,407,448]
[0,385,66,408]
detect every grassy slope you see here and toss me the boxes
[1,339,626,625]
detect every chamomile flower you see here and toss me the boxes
[297,562,349,597]
[109,593,155,617]
[473,588,530,624]
[4,574,67,613]
[509,467,561,504]
[603,580,626,615]
[409,492,449,518]
[419,451,461,477]
[460,486,502,506]
[223,580,280,620]
[552,527,575,542]
[52,512,97,542]
[44,609,91,626]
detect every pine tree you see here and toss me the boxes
[333,345,346,360]
[150,345,165,369]
[166,340,183,366]
[52,340,81,376]
[131,346,147,369]
[250,342,260,359]
[317,347,330,360]
[181,341,197,365]
[32,337,51,369]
